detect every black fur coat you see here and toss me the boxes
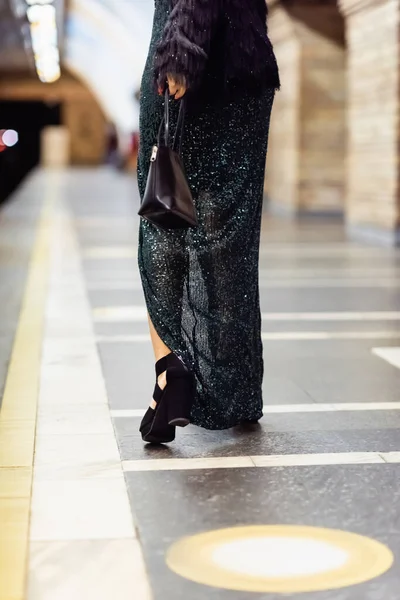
[154,0,280,94]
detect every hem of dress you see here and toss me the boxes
[190,410,264,431]
[138,231,265,433]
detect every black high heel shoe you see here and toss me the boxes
[140,353,194,444]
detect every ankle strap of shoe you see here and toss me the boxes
[155,354,170,377]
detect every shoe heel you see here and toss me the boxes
[167,375,194,428]
[142,395,176,444]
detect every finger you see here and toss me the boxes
[167,76,177,91]
[168,82,179,97]
[174,87,187,100]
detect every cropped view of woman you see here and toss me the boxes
[138,0,280,444]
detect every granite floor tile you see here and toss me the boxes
[125,465,400,600]
[82,267,139,283]
[96,338,400,409]
[263,340,400,360]
[93,317,400,336]
[113,420,400,461]
[88,290,144,309]
[76,231,138,247]
[258,255,400,269]
[259,288,400,313]
[96,342,155,409]
[94,321,150,337]
[81,261,138,278]
[84,287,399,313]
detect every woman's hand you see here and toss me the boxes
[167,74,187,99]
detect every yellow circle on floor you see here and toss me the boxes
[166,525,393,593]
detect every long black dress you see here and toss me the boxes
[138,0,276,430]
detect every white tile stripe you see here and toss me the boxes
[262,312,400,322]
[122,452,400,472]
[111,402,400,420]
[96,332,400,344]
[92,306,400,323]
[259,280,400,289]
[97,334,151,343]
[373,347,400,369]
[30,183,152,599]
[86,279,400,290]
[81,244,400,258]
[85,267,400,280]
[260,332,400,340]
[93,306,147,322]
[258,268,400,277]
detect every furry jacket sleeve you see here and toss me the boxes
[154,0,222,90]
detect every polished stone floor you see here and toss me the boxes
[1,168,400,599]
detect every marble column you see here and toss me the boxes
[266,0,346,217]
[62,98,107,166]
[339,0,400,245]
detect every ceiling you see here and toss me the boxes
[64,0,154,131]
[0,0,34,73]
[0,0,154,131]
[0,0,65,74]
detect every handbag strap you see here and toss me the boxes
[157,89,186,153]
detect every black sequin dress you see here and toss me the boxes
[138,0,275,430]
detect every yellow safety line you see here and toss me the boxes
[0,193,52,600]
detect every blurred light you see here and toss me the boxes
[38,65,61,83]
[27,3,56,23]
[2,130,19,148]
[35,47,59,67]
[31,24,58,54]
[26,0,54,4]
[26,1,60,84]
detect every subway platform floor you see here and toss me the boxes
[1,168,400,600]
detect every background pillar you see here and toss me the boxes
[266,0,346,216]
[339,0,400,245]
[62,99,107,166]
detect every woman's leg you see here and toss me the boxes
[148,314,171,408]
[138,218,188,410]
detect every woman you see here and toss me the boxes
[138,0,280,443]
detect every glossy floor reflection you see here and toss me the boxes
[1,168,400,600]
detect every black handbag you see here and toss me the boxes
[138,91,198,230]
